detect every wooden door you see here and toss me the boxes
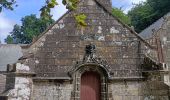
[80,71,101,100]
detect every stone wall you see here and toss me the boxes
[25,0,148,79]
[110,81,169,100]
[0,63,34,100]
[6,77,33,100]
[0,74,6,93]
[166,16,170,86]
[166,17,170,69]
[140,16,170,86]
[31,79,169,100]
[32,81,73,100]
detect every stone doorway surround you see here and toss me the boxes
[69,44,112,100]
[71,64,110,100]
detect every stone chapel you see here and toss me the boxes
[0,0,170,100]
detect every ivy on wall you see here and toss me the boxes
[74,14,87,27]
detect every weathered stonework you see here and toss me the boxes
[6,77,32,100]
[110,81,169,100]
[140,14,170,86]
[0,63,34,100]
[0,74,6,93]
[0,0,170,99]
[32,81,72,100]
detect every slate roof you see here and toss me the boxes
[0,44,25,94]
[0,44,23,71]
[139,12,170,39]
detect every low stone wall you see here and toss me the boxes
[110,81,170,100]
[32,81,73,100]
[0,63,34,100]
[6,77,33,100]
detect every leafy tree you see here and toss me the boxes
[128,0,170,33]
[40,0,79,19]
[112,7,131,26]
[0,0,78,19]
[5,14,55,44]
[0,0,17,12]
[128,2,154,32]
[147,0,170,20]
[5,35,13,44]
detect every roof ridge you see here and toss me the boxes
[140,12,170,39]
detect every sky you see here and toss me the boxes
[0,0,146,43]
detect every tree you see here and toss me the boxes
[147,0,170,20]
[128,0,170,33]
[0,0,17,12]
[128,2,154,32]
[5,14,55,44]
[1,0,84,29]
[112,7,131,26]
[5,35,13,44]
[0,0,78,19]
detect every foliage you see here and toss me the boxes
[147,0,170,19]
[40,0,79,20]
[5,14,55,44]
[62,0,79,10]
[40,0,58,20]
[5,35,13,44]
[0,0,80,19]
[1,0,86,29]
[128,0,170,32]
[112,7,131,26]
[128,2,154,32]
[40,0,84,27]
[0,0,17,12]
[74,14,87,27]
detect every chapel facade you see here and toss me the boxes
[0,0,170,100]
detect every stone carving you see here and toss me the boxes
[81,44,110,68]
[69,44,112,78]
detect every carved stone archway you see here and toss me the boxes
[71,64,109,100]
[69,44,111,100]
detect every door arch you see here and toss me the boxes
[80,71,101,100]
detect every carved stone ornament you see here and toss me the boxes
[69,44,111,78]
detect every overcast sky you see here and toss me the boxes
[0,0,146,43]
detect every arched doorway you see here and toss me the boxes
[80,71,101,100]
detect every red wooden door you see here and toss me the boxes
[81,71,101,100]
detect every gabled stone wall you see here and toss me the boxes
[25,0,148,80]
